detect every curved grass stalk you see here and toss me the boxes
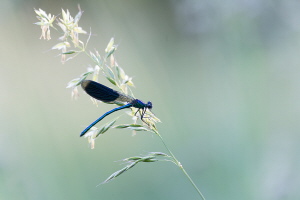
[153,129,206,200]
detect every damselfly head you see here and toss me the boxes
[146,101,152,109]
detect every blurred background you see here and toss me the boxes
[1,0,300,199]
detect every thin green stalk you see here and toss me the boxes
[154,130,206,200]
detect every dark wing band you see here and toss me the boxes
[81,80,133,103]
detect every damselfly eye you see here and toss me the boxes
[147,101,152,109]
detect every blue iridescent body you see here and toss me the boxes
[80,80,152,137]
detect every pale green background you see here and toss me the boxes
[1,1,300,200]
